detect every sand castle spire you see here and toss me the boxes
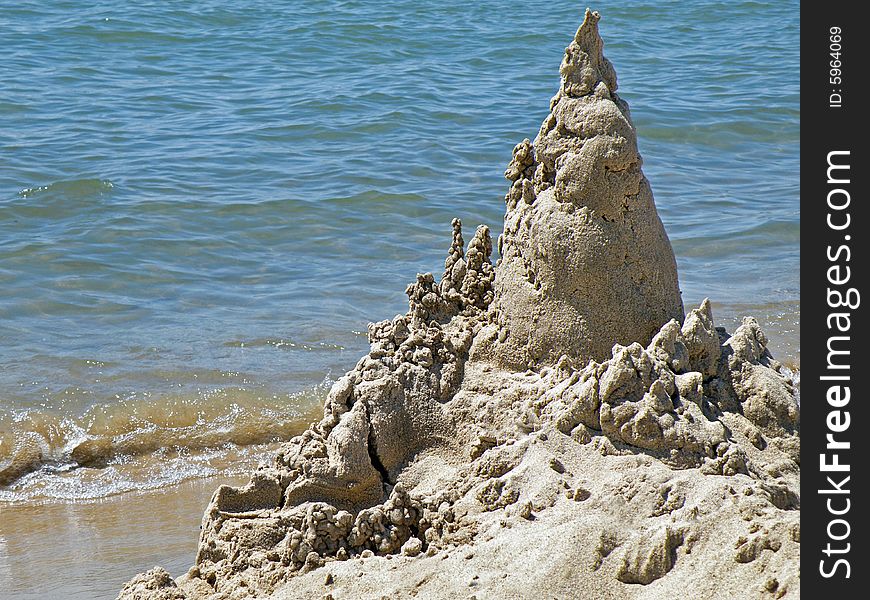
[479,7,685,368]
[560,8,618,97]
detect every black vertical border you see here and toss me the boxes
[803,1,868,596]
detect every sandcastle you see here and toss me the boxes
[119,10,800,600]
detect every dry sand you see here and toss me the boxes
[118,10,799,600]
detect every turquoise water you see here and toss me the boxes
[0,1,799,503]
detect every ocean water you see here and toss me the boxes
[0,1,798,597]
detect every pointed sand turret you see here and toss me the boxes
[481,9,684,368]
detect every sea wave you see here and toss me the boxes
[0,383,325,500]
[16,178,115,199]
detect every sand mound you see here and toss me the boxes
[118,9,799,600]
[481,9,683,369]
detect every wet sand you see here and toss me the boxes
[0,475,247,600]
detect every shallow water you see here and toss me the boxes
[0,474,249,599]
[0,0,798,597]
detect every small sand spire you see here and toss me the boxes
[405,220,494,325]
[574,7,600,42]
[461,225,494,309]
[442,217,465,282]
[560,8,618,97]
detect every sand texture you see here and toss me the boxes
[118,10,800,600]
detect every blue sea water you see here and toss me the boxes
[0,1,799,504]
